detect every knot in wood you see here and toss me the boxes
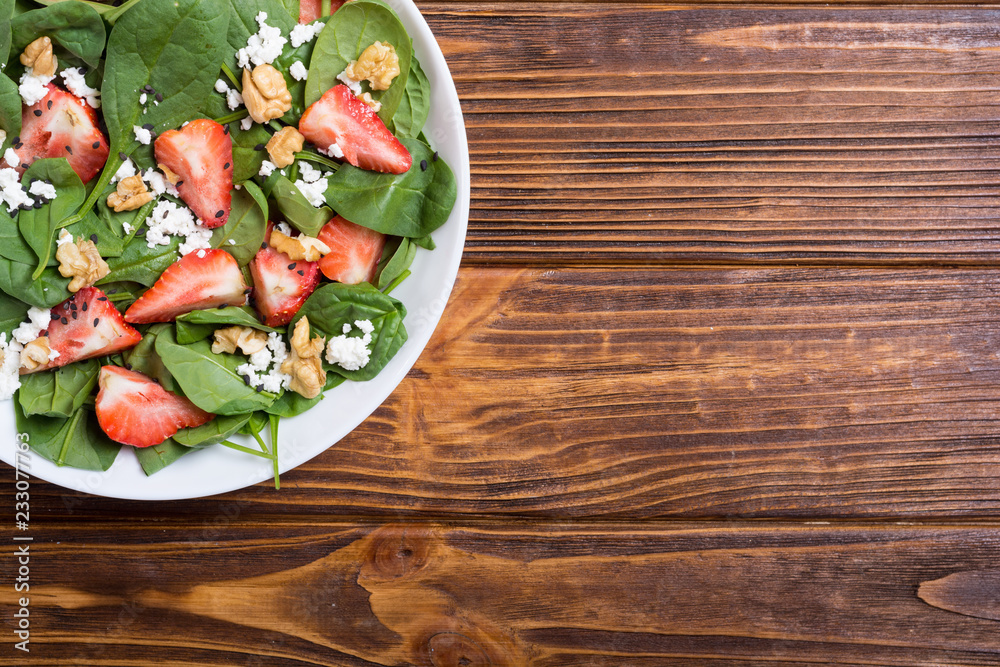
[360,525,433,582]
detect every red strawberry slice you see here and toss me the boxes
[153,119,233,228]
[317,215,385,284]
[20,287,142,375]
[299,84,412,174]
[299,0,347,22]
[15,83,110,183]
[95,365,214,448]
[124,249,248,324]
[250,230,321,327]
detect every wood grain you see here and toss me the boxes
[4,521,1000,666]
[420,4,1000,264]
[11,265,1000,520]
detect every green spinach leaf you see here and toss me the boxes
[268,173,331,237]
[18,158,85,276]
[133,437,189,475]
[69,209,125,259]
[0,71,20,146]
[266,373,344,417]
[175,305,276,345]
[211,180,267,265]
[376,235,415,290]
[16,402,121,471]
[392,53,429,139]
[0,257,71,308]
[100,234,180,287]
[224,0,295,75]
[229,122,270,185]
[0,0,15,65]
[174,412,250,448]
[0,289,28,337]
[11,1,106,69]
[123,322,179,392]
[0,206,39,265]
[18,359,100,418]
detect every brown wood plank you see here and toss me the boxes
[3,521,1000,666]
[11,265,1000,520]
[421,4,1000,264]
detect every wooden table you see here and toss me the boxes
[4,2,1000,665]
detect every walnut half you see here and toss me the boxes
[56,230,110,293]
[270,228,330,262]
[280,317,326,399]
[243,64,292,124]
[107,175,154,212]
[345,41,400,91]
[20,36,57,78]
[212,326,268,356]
[20,337,53,373]
[266,126,304,169]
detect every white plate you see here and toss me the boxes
[0,1,470,500]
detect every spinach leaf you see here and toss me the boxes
[290,282,406,381]
[123,322,179,393]
[229,122,270,185]
[0,0,14,65]
[0,257,71,308]
[323,138,456,238]
[0,72,19,146]
[101,0,229,179]
[376,235,415,290]
[268,173,331,237]
[266,373,344,417]
[98,280,143,310]
[0,289,28,337]
[11,1,106,69]
[175,305,276,345]
[18,359,100,418]
[155,326,278,415]
[272,22,319,123]
[100,234,180,287]
[240,409,268,436]
[15,402,121,471]
[392,53,429,139]
[174,413,250,448]
[69,209,125,259]
[133,437,189,475]
[305,0,411,124]
[0,206,39,265]
[34,0,116,18]
[279,0,299,23]
[224,0,295,75]
[212,181,267,266]
[18,158,85,276]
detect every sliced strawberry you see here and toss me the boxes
[15,83,109,183]
[250,232,321,327]
[317,215,385,284]
[124,249,248,324]
[299,84,412,174]
[153,119,233,228]
[20,287,142,375]
[299,0,347,22]
[95,366,214,448]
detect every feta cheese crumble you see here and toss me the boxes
[12,307,53,345]
[319,142,344,159]
[18,70,52,106]
[112,158,136,183]
[259,160,277,178]
[240,116,254,131]
[235,331,291,393]
[133,125,152,145]
[289,61,308,82]
[295,162,330,207]
[226,88,244,111]
[143,200,212,255]
[0,334,23,400]
[289,21,325,48]
[0,168,34,213]
[3,148,19,168]
[236,12,288,69]
[325,320,374,371]
[60,67,100,108]
[336,69,363,96]
[55,229,74,246]
[28,180,57,200]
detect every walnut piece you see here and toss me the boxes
[345,41,400,91]
[56,230,110,293]
[280,317,326,399]
[106,175,154,212]
[158,163,181,185]
[358,92,382,112]
[212,326,269,356]
[20,36,57,78]
[20,337,52,372]
[243,64,292,123]
[266,126,305,169]
[270,228,330,262]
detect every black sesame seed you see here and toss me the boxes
[33,110,42,117]
[11,136,18,144]
[155,93,163,103]
[118,152,127,161]
[142,123,153,131]
[46,100,52,110]
[287,263,296,270]
[244,287,252,294]
[82,301,88,311]
[93,318,99,326]
[125,363,132,370]
[107,289,118,295]
[253,143,265,151]
[432,151,439,162]
[224,162,230,170]
[65,145,72,155]
[92,141,100,150]
[152,377,159,384]
[32,201,43,209]
[20,163,28,170]
[13,143,21,149]
[420,159,427,171]
[97,296,107,301]
[297,269,304,276]
[143,84,152,92]
[90,233,98,243]
[176,181,184,187]
[60,317,67,325]
[242,374,251,386]
[261,242,267,249]
[255,385,263,393]
[218,303,227,309]
[48,312,56,320]
[215,210,224,218]
[69,302,77,311]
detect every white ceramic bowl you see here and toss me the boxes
[0,0,470,500]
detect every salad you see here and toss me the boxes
[0,0,457,487]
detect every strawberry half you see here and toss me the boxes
[153,119,233,228]
[124,249,248,324]
[317,215,385,284]
[299,84,412,174]
[20,287,142,375]
[15,83,110,183]
[299,0,347,22]
[250,229,321,326]
[95,366,214,448]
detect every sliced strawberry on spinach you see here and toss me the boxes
[317,214,385,285]
[153,118,233,228]
[15,83,110,184]
[124,249,248,324]
[299,84,411,175]
[95,365,214,448]
[250,233,321,327]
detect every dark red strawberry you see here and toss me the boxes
[20,287,142,374]
[15,83,110,183]
[124,249,248,324]
[95,365,214,448]
[299,0,347,22]
[250,228,321,326]
[317,215,385,284]
[153,119,233,228]
[299,84,411,174]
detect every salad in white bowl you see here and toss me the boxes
[0,0,469,498]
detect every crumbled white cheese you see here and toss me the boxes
[226,88,244,111]
[3,148,19,168]
[325,320,374,371]
[122,221,133,235]
[240,116,254,131]
[143,200,212,255]
[55,229,73,246]
[0,334,23,400]
[319,142,344,159]
[235,331,291,393]
[289,21,325,48]
[196,248,206,258]
[258,160,276,178]
[214,79,229,94]
[47,347,60,361]
[60,67,100,108]
[0,168,34,213]
[236,12,288,69]
[298,161,323,184]
[133,125,152,145]
[295,175,328,207]
[274,221,292,237]
[289,61,308,82]
[12,307,53,345]
[28,180,57,200]
[139,92,147,105]
[18,71,51,106]
[143,168,179,197]
[112,158,136,184]
[336,69,362,96]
